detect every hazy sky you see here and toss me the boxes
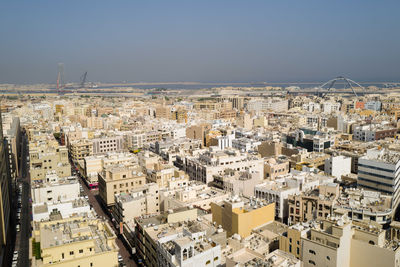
[1,0,399,84]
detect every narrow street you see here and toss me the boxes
[75,165,138,267]
[14,132,31,267]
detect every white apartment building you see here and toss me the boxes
[215,134,235,150]
[184,147,264,184]
[31,172,80,204]
[247,99,288,113]
[358,149,400,209]
[232,137,261,152]
[325,155,352,180]
[158,227,222,267]
[255,171,334,220]
[32,198,91,221]
[322,102,341,114]
[302,102,321,113]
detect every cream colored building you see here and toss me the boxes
[288,184,339,224]
[302,217,400,267]
[69,139,93,162]
[184,147,264,185]
[160,182,229,212]
[264,157,290,180]
[29,140,71,182]
[146,163,188,188]
[30,216,119,267]
[114,183,160,225]
[98,165,146,206]
[82,152,137,186]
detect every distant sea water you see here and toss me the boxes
[80,81,390,90]
[0,81,395,94]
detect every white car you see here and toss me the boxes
[12,252,18,261]
[16,225,20,232]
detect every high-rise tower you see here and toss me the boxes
[57,63,65,92]
[0,108,12,265]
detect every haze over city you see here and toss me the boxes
[1,0,400,84]
[2,2,400,267]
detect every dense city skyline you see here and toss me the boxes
[1,0,400,84]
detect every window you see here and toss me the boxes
[327,256,330,260]
[309,260,316,265]
[114,185,117,189]
[309,249,316,255]
[214,256,219,261]
[206,260,211,265]
[70,251,74,255]
[90,263,93,267]
[297,247,299,255]
[289,245,292,252]
[79,249,83,253]
[62,253,64,259]
[89,248,92,251]
[369,240,375,245]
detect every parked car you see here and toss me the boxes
[16,224,20,232]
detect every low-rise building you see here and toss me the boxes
[324,155,352,180]
[212,169,262,198]
[184,147,264,184]
[211,196,275,238]
[264,157,290,180]
[160,182,229,212]
[31,173,80,204]
[288,183,339,224]
[302,216,400,267]
[29,140,70,182]
[98,165,146,207]
[333,188,392,225]
[69,139,93,162]
[92,135,124,155]
[30,216,119,267]
[114,183,159,226]
[82,152,137,188]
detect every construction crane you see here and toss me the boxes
[80,72,88,88]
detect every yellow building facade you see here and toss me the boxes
[211,198,275,238]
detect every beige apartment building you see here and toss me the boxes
[146,163,188,188]
[69,139,93,161]
[30,216,119,267]
[113,183,159,225]
[264,157,290,180]
[302,217,400,267]
[184,147,264,185]
[288,184,339,224]
[82,152,137,186]
[29,141,71,182]
[98,165,146,206]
